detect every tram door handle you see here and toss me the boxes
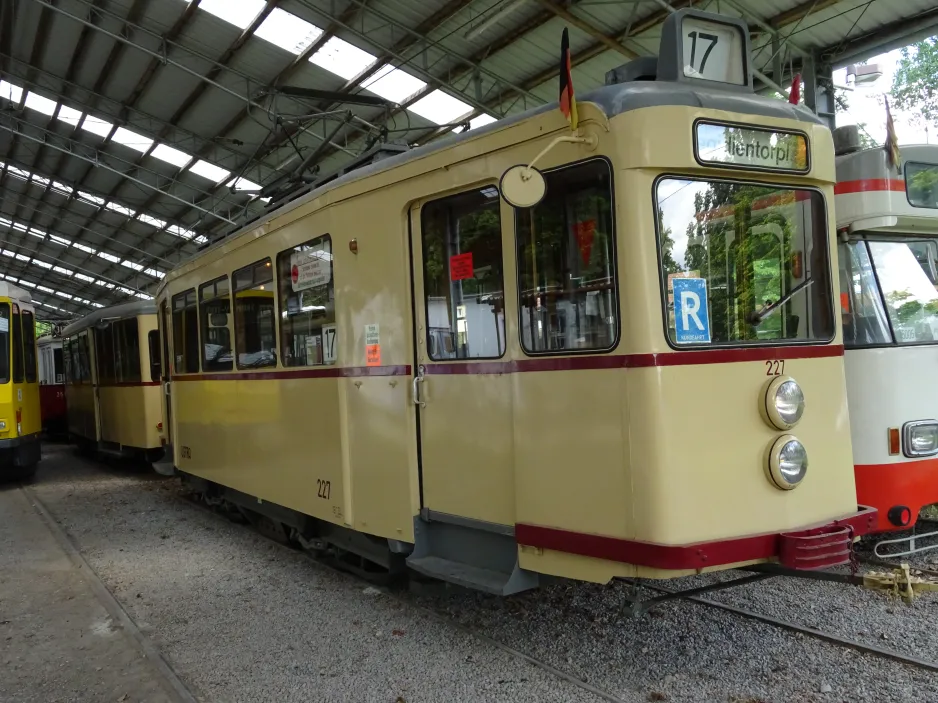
[412,366,426,408]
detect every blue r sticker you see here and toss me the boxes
[673,278,711,344]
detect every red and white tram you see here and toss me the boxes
[835,126,938,541]
[37,334,66,437]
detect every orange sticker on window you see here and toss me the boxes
[840,292,850,313]
[366,344,381,367]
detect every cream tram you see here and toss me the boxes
[0,283,41,479]
[834,128,938,543]
[156,10,874,593]
[63,301,164,461]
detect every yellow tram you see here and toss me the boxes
[157,10,874,593]
[63,301,163,461]
[0,282,41,479]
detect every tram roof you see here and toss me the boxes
[4,0,937,318]
[0,283,32,304]
[62,300,157,338]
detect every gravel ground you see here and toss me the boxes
[30,444,938,703]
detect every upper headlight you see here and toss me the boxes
[903,420,938,457]
[764,375,805,430]
[767,434,808,490]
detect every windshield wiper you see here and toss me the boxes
[749,277,815,325]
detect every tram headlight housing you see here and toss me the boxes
[903,420,938,457]
[763,376,805,430]
[767,435,808,490]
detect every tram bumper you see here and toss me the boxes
[0,434,41,472]
[516,505,878,573]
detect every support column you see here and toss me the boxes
[803,53,836,130]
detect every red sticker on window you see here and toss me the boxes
[449,252,474,281]
[574,219,595,265]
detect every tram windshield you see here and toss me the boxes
[656,179,833,345]
[839,237,938,346]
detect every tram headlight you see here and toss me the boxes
[763,376,805,430]
[0,420,6,430]
[903,421,938,457]
[767,435,808,490]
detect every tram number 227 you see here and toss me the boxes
[765,360,785,376]
[317,479,331,499]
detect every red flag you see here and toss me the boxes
[559,28,578,130]
[885,96,901,169]
[788,74,800,105]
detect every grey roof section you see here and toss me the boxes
[62,300,157,338]
[3,0,936,319]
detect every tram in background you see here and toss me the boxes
[63,301,163,462]
[155,10,875,595]
[0,283,41,479]
[37,334,66,438]
[834,126,938,545]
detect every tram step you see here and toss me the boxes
[407,555,527,595]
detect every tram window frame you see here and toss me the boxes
[652,175,835,349]
[22,310,36,383]
[0,303,10,384]
[116,318,142,383]
[12,305,24,383]
[276,235,336,368]
[95,324,116,385]
[421,187,507,361]
[232,259,277,370]
[514,157,620,356]
[53,346,64,384]
[199,276,234,372]
[905,162,938,210]
[148,330,161,382]
[76,332,91,384]
[172,289,200,374]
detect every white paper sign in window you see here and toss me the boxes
[290,249,331,291]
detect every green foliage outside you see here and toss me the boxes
[892,37,938,129]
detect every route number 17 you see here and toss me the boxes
[686,31,719,74]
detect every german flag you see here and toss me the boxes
[559,28,578,131]
[788,74,800,105]
[885,96,901,170]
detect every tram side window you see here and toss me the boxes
[95,325,116,384]
[0,304,9,384]
[115,318,141,383]
[172,290,200,374]
[199,276,233,371]
[12,306,24,383]
[53,347,64,384]
[77,333,91,383]
[22,311,36,382]
[233,259,277,369]
[421,187,506,360]
[147,331,161,382]
[63,339,73,383]
[866,239,938,344]
[906,162,938,209]
[516,160,617,353]
[838,241,891,347]
[277,236,335,367]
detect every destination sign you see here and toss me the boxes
[696,122,808,172]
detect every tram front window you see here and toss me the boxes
[859,238,938,345]
[656,179,833,345]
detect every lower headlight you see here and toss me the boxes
[903,421,938,457]
[767,435,808,490]
[0,420,6,430]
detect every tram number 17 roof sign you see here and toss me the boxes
[291,249,331,291]
[673,277,711,344]
[681,16,745,85]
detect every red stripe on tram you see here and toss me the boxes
[171,365,412,382]
[834,179,905,195]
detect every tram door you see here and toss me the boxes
[159,301,173,451]
[408,190,517,528]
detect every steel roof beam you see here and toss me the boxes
[826,6,938,68]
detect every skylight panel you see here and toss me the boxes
[167,224,197,239]
[150,143,192,168]
[18,280,35,288]
[30,174,50,187]
[53,266,74,276]
[195,235,209,245]
[73,243,95,254]
[137,213,167,229]
[91,302,104,308]
[144,268,165,279]
[74,273,94,283]
[231,177,262,191]
[309,37,376,80]
[361,65,426,103]
[121,260,144,271]
[254,8,322,54]
[50,235,71,246]
[5,166,28,181]
[0,250,14,258]
[78,191,105,206]
[0,80,23,103]
[97,252,120,263]
[33,260,52,269]
[14,253,29,261]
[37,285,53,293]
[0,216,8,227]
[112,127,154,153]
[188,160,230,183]
[410,90,473,125]
[118,286,136,296]
[56,104,83,128]
[27,228,44,239]
[55,291,73,299]
[105,201,136,216]
[134,293,151,300]
[470,114,497,130]
[51,181,74,196]
[94,280,109,287]
[199,0,265,28]
[24,91,58,117]
[12,222,26,232]
[81,115,114,139]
